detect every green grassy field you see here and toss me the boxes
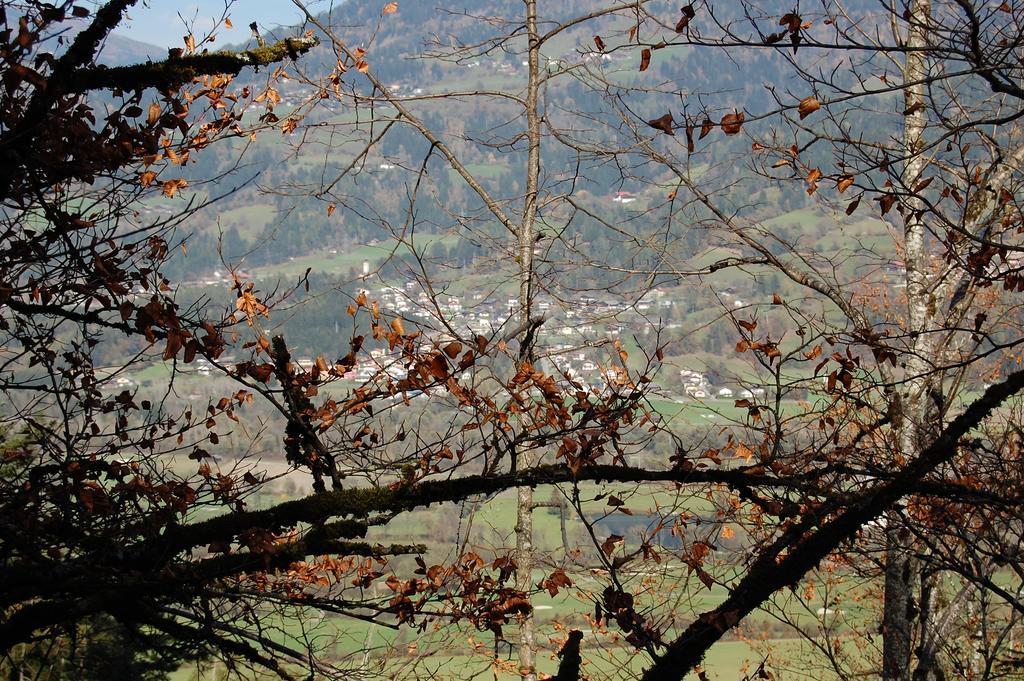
[156,459,881,681]
[246,234,460,280]
[166,602,866,681]
[170,467,886,679]
[217,202,278,239]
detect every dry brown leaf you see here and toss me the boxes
[647,112,675,135]
[797,96,820,119]
[721,111,744,135]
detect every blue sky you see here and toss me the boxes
[115,1,310,48]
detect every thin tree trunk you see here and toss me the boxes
[514,1,542,678]
[913,570,943,681]
[884,526,918,681]
[515,484,537,681]
[885,1,933,679]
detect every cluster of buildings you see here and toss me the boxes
[370,284,630,338]
[340,285,759,401]
[678,369,764,401]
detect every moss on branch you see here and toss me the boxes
[70,37,320,92]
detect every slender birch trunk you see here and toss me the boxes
[884,1,933,679]
[514,1,543,678]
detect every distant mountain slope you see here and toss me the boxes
[101,32,164,65]
[162,1,868,284]
[55,18,163,66]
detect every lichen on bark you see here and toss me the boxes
[70,37,321,92]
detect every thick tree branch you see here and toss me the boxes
[158,463,818,556]
[0,463,820,633]
[640,367,1024,680]
[69,38,321,92]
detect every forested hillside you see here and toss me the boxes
[147,0,901,379]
